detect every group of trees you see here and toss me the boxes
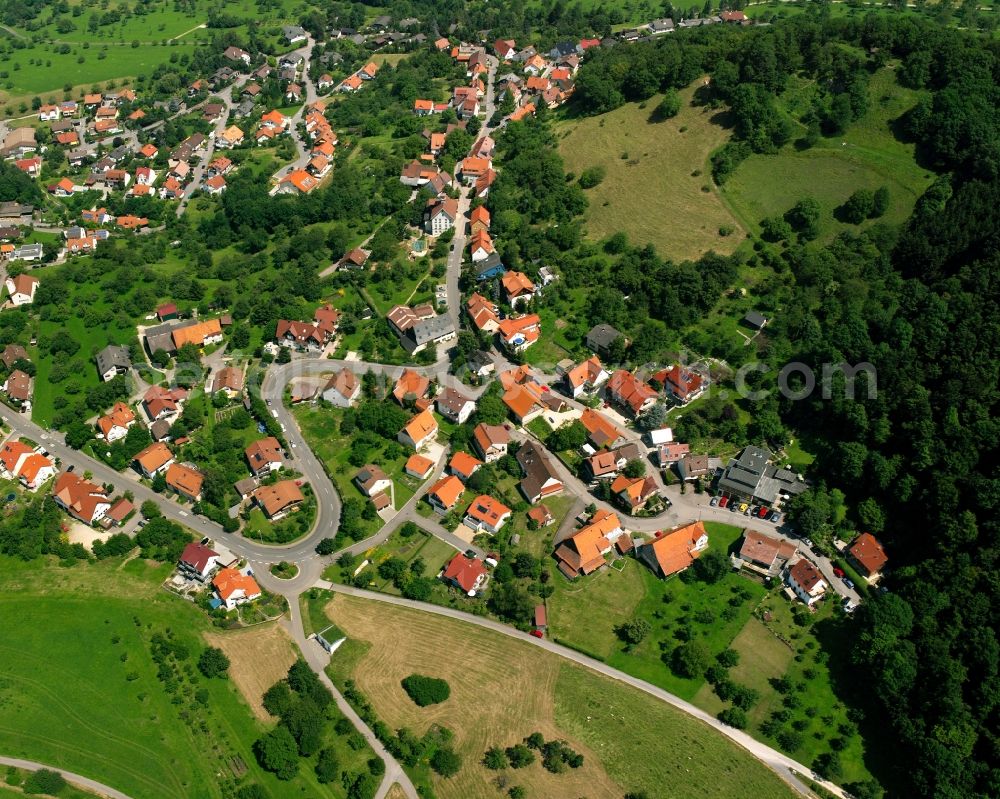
[484,731,584,776]
[257,660,379,795]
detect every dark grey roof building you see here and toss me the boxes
[96,344,131,382]
[717,446,807,505]
[586,323,624,354]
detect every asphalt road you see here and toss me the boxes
[318,583,849,799]
[0,756,133,799]
[281,592,418,799]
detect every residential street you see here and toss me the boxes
[280,592,418,799]
[270,35,320,184]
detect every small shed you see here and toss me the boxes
[615,533,635,555]
[533,605,547,630]
[742,311,768,330]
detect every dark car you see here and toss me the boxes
[842,577,855,590]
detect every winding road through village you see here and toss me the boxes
[0,42,851,799]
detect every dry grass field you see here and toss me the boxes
[326,594,621,799]
[204,623,298,721]
[324,593,800,799]
[556,85,743,261]
[384,785,409,799]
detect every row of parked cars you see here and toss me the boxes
[710,495,783,524]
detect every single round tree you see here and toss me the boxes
[655,90,682,120]
[483,746,509,770]
[315,537,337,556]
[671,640,711,679]
[718,707,748,729]
[198,646,231,678]
[430,746,462,777]
[254,727,299,780]
[401,674,450,706]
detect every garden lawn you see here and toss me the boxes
[31,294,135,428]
[550,521,766,700]
[555,84,743,261]
[322,592,799,799]
[0,555,344,799]
[292,403,423,540]
[546,556,646,659]
[327,525,459,598]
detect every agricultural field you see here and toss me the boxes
[321,591,800,799]
[721,68,936,241]
[0,555,349,799]
[556,85,744,261]
[0,41,196,107]
[0,0,301,103]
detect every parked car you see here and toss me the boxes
[842,577,855,590]
[833,566,845,578]
[802,537,814,549]
[710,496,720,507]
[768,511,782,523]
[750,505,760,516]
[718,496,729,509]
[738,503,749,514]
[530,630,544,638]
[757,506,770,518]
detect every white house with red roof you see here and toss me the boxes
[5,273,39,306]
[442,553,488,596]
[607,369,658,417]
[654,365,707,405]
[213,567,262,609]
[51,472,111,525]
[0,440,56,490]
[179,541,221,581]
[787,558,827,606]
